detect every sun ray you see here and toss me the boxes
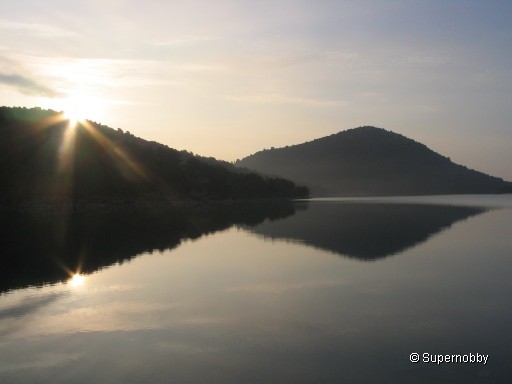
[56,120,78,192]
[80,120,152,182]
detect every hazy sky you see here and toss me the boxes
[1,0,511,179]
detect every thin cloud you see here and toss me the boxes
[0,19,77,38]
[151,35,218,47]
[178,63,226,72]
[226,93,346,107]
[0,72,64,98]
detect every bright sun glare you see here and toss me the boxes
[68,273,86,287]
[62,91,106,126]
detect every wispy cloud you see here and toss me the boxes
[0,19,77,38]
[0,72,63,97]
[226,93,346,107]
[178,63,226,72]
[151,35,218,47]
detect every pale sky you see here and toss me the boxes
[1,0,511,179]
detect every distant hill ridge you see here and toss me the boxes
[0,106,308,204]
[236,126,512,196]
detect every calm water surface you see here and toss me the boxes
[1,196,511,383]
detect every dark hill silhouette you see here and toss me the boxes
[247,201,488,260]
[0,107,308,205]
[236,126,512,196]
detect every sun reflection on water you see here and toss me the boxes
[68,274,86,287]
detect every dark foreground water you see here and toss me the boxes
[1,196,511,383]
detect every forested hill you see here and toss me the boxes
[236,126,512,197]
[0,107,308,205]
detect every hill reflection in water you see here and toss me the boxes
[247,201,488,260]
[0,201,296,294]
[1,200,488,294]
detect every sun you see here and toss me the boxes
[62,90,106,126]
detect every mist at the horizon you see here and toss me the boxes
[0,0,511,180]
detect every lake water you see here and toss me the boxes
[1,196,511,383]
